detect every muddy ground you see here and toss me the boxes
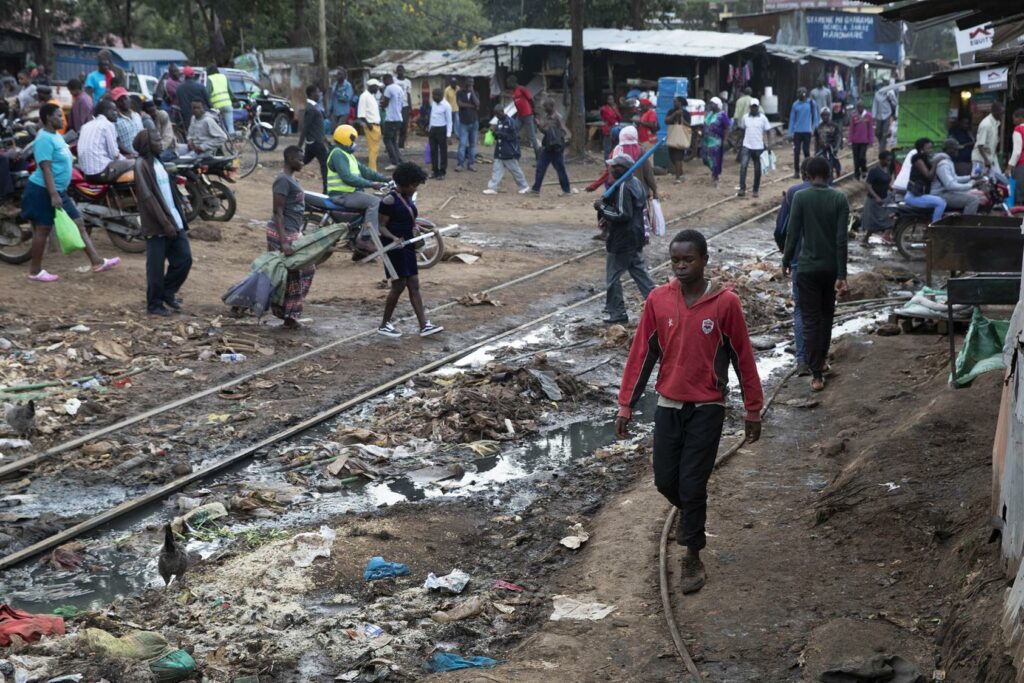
[1,140,1013,682]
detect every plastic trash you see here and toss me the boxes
[363,556,411,581]
[220,353,247,362]
[170,502,228,534]
[429,652,498,672]
[560,523,590,550]
[431,595,485,623]
[291,526,336,568]
[423,569,471,594]
[0,605,65,645]
[494,579,524,592]
[363,623,384,638]
[81,628,195,682]
[64,398,82,416]
[69,325,91,333]
[0,439,32,449]
[549,595,616,621]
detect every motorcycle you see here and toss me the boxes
[301,184,445,270]
[173,154,237,222]
[890,173,1010,261]
[236,102,278,152]
[67,165,146,253]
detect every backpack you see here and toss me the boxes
[542,117,565,151]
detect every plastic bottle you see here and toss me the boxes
[220,353,247,362]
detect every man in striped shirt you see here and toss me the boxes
[112,88,143,157]
[77,99,131,183]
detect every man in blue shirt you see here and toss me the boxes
[788,88,819,178]
[84,49,121,102]
[327,68,355,131]
[381,74,405,169]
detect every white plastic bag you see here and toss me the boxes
[650,198,666,237]
[760,149,777,172]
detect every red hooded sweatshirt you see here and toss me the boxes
[617,279,764,422]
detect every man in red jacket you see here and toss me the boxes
[615,229,763,594]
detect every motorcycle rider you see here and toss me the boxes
[326,124,388,236]
[77,99,133,184]
[187,100,229,155]
[206,65,235,137]
[931,138,982,216]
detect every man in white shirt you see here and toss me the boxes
[973,102,1003,178]
[427,87,453,179]
[357,79,383,172]
[77,99,132,183]
[738,99,772,198]
[395,65,413,149]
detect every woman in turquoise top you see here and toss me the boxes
[21,103,120,282]
[701,97,731,187]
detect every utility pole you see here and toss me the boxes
[318,0,328,89]
[569,0,585,156]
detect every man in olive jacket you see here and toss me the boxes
[133,129,193,316]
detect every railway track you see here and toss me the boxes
[0,154,864,578]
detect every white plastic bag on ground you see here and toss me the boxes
[291,525,336,567]
[423,568,471,594]
[550,595,616,621]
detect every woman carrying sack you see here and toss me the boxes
[21,103,120,282]
[665,96,691,183]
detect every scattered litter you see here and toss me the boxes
[549,595,616,621]
[51,605,80,618]
[492,602,516,615]
[363,556,411,581]
[291,526,336,567]
[171,502,228,534]
[0,439,31,449]
[220,353,247,363]
[494,579,524,592]
[449,253,480,265]
[429,652,498,672]
[93,339,132,362]
[0,604,65,645]
[820,654,924,683]
[467,440,501,456]
[63,398,81,416]
[459,292,501,307]
[49,542,85,570]
[560,523,590,550]
[424,569,471,594]
[69,324,91,333]
[528,369,563,401]
[880,482,901,492]
[0,338,11,350]
[431,595,485,623]
[363,623,384,638]
[81,628,196,682]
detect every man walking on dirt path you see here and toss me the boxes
[615,228,763,595]
[595,154,655,325]
[775,158,812,376]
[482,105,530,195]
[782,156,849,391]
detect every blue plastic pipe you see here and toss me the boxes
[602,139,665,200]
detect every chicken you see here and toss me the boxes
[158,524,188,587]
[4,400,35,437]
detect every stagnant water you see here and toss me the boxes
[0,310,889,613]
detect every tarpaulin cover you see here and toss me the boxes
[0,604,65,645]
[954,307,1010,386]
[429,652,498,672]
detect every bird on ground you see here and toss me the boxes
[4,400,35,437]
[158,524,188,587]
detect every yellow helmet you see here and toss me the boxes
[333,124,358,146]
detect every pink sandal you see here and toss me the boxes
[28,270,59,283]
[92,257,121,273]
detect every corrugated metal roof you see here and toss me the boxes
[766,43,888,68]
[364,49,503,78]
[476,28,769,59]
[110,47,188,63]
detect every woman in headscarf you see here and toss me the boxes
[702,97,731,187]
[586,125,658,198]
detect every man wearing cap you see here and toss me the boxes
[637,98,659,149]
[594,154,655,325]
[931,139,982,215]
[175,66,211,129]
[112,88,143,157]
[738,98,771,198]
[357,79,383,172]
[788,88,819,178]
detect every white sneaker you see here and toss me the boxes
[377,321,401,338]
[517,187,531,194]
[419,322,444,337]
[482,188,498,195]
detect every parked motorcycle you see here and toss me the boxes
[301,184,445,269]
[173,155,237,222]
[890,174,1010,261]
[67,166,146,253]
[237,102,278,152]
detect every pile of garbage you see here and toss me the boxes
[711,261,791,328]
[367,362,597,444]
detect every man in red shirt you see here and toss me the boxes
[615,229,763,594]
[508,75,541,159]
[599,94,622,159]
[637,98,659,148]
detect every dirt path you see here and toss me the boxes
[444,334,1010,682]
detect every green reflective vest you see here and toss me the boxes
[326,147,359,194]
[208,73,232,110]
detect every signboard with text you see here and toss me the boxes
[955,23,995,56]
[980,66,1008,91]
[805,11,901,64]
[765,0,866,9]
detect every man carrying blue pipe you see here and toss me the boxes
[594,154,656,324]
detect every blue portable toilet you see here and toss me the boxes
[655,77,689,143]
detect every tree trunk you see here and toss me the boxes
[124,0,132,47]
[569,0,585,156]
[292,0,307,45]
[187,1,200,63]
[630,0,643,30]
[34,0,52,72]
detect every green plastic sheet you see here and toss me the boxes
[953,307,1010,386]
